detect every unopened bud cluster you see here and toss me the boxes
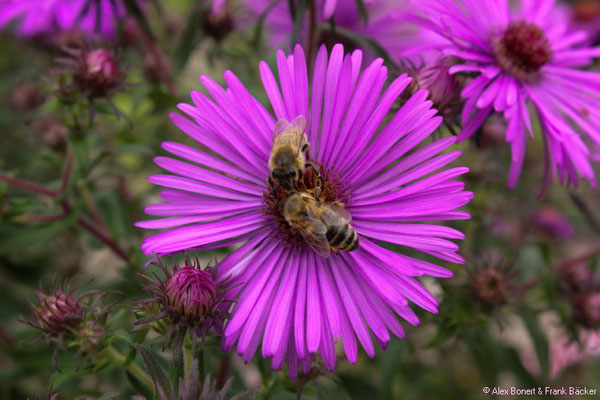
[26,283,110,358]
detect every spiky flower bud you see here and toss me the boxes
[557,262,591,294]
[407,58,462,117]
[573,291,600,329]
[573,1,600,24]
[165,266,218,319]
[31,289,82,338]
[201,7,234,42]
[471,268,509,308]
[10,82,45,112]
[135,260,229,343]
[478,120,506,149]
[33,116,67,150]
[75,48,122,97]
[25,281,113,369]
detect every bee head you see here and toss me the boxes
[272,168,299,189]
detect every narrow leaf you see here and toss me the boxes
[133,344,175,399]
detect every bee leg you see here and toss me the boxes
[268,176,275,194]
[314,186,322,201]
[304,161,319,175]
[305,143,311,160]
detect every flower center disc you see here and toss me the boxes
[264,164,350,250]
[492,21,552,81]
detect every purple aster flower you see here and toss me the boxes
[246,0,440,60]
[0,0,129,39]
[407,0,600,188]
[137,44,472,375]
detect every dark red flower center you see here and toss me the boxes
[492,21,552,80]
[264,164,350,250]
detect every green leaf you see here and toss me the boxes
[125,328,150,365]
[133,343,175,399]
[321,24,398,70]
[353,0,368,23]
[521,309,550,380]
[252,0,284,49]
[291,0,309,48]
[49,367,91,388]
[0,211,78,254]
[127,370,154,400]
[175,4,206,71]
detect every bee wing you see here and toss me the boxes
[290,115,306,131]
[284,116,306,156]
[321,203,352,225]
[292,218,331,258]
[273,118,291,141]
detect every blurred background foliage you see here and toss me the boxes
[1,0,600,399]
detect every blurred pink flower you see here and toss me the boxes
[522,330,600,379]
[245,0,442,60]
[0,0,132,39]
[532,206,575,239]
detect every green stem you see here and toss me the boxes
[107,345,154,390]
[183,335,193,379]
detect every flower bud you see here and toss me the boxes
[165,266,217,319]
[557,262,592,294]
[573,291,600,329]
[33,117,67,150]
[10,82,45,112]
[409,58,462,116]
[478,120,506,149]
[31,290,82,338]
[201,7,234,42]
[532,206,575,240]
[573,1,600,23]
[75,48,122,97]
[471,267,509,308]
[135,261,228,341]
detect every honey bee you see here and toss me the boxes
[283,192,359,258]
[269,116,311,190]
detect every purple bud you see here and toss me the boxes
[573,1,600,23]
[411,58,462,115]
[32,290,82,337]
[532,206,575,239]
[75,48,122,97]
[165,266,218,320]
[33,117,67,150]
[201,7,234,41]
[478,120,506,149]
[573,291,600,329]
[471,268,509,308]
[557,262,592,293]
[10,82,45,112]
